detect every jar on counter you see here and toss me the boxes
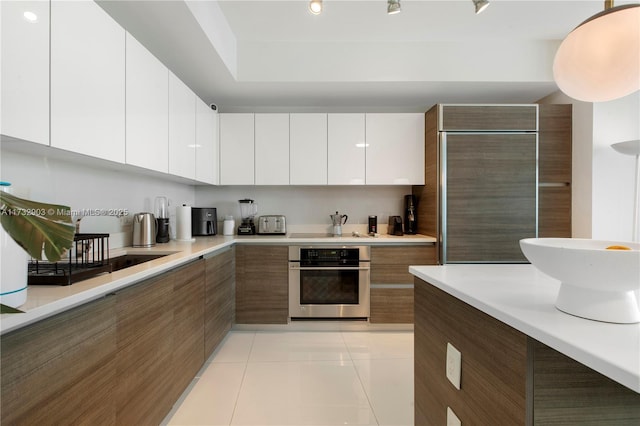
[223,216,235,236]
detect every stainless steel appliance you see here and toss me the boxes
[192,207,217,236]
[257,215,286,235]
[133,212,156,247]
[238,199,257,235]
[289,245,370,319]
[404,195,417,234]
[155,196,170,243]
[330,211,348,236]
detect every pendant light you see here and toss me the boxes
[553,1,640,102]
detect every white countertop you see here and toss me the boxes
[1,233,435,335]
[409,264,640,393]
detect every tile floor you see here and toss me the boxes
[163,330,414,426]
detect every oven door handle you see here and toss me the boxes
[289,265,370,271]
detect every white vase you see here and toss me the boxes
[0,226,28,308]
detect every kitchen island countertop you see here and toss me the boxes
[1,233,435,335]
[409,264,640,393]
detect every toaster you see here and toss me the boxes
[388,215,404,236]
[257,215,287,235]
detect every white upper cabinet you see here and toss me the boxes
[328,114,366,185]
[1,0,49,145]
[195,100,218,185]
[220,113,255,185]
[255,114,289,185]
[290,113,328,185]
[365,113,425,185]
[50,0,125,163]
[168,72,196,180]
[125,33,169,173]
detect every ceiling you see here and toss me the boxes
[97,1,621,112]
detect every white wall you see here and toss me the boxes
[0,149,195,246]
[539,90,640,241]
[195,185,411,232]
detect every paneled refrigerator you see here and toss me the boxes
[415,104,540,263]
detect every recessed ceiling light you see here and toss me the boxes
[23,11,38,23]
[309,0,322,15]
[472,0,490,15]
[387,0,401,15]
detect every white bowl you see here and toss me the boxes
[520,238,640,323]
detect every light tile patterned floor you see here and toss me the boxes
[163,330,414,426]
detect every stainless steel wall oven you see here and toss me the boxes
[289,246,370,319]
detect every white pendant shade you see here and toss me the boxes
[553,5,640,102]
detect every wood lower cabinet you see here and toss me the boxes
[236,245,289,324]
[415,278,640,425]
[205,246,236,357]
[1,296,117,425]
[370,244,436,324]
[115,270,175,425]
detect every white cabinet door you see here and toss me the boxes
[1,0,49,145]
[195,100,218,185]
[168,72,196,180]
[290,113,327,185]
[255,113,289,185]
[125,33,168,173]
[50,0,125,163]
[365,113,425,185]
[328,114,366,185]
[219,113,254,185]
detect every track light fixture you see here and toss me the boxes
[309,0,322,15]
[387,0,401,15]
[472,0,490,15]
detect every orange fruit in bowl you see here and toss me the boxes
[605,245,632,250]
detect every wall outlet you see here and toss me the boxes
[447,407,462,426]
[446,342,462,390]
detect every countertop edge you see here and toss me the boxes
[409,265,640,394]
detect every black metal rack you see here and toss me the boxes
[28,233,111,286]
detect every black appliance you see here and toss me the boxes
[388,216,403,236]
[404,194,418,234]
[191,207,217,236]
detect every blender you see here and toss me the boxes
[155,196,170,243]
[237,199,258,235]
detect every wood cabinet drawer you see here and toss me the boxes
[371,245,436,284]
[439,104,538,131]
[205,247,236,357]
[370,287,413,324]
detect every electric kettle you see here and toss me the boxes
[133,212,156,247]
[330,211,348,236]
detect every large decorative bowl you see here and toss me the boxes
[520,238,640,323]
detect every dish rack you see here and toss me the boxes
[28,233,111,286]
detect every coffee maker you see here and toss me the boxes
[237,199,257,235]
[404,194,418,235]
[155,196,170,243]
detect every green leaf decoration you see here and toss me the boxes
[0,303,24,314]
[0,191,75,262]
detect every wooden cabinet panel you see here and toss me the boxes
[538,104,572,184]
[171,260,205,401]
[1,296,117,425]
[236,245,289,324]
[370,287,413,324]
[539,186,571,238]
[415,278,528,425]
[371,245,436,284]
[205,246,236,357]
[440,104,538,131]
[115,273,174,425]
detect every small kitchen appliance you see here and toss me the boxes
[368,215,377,234]
[388,216,404,236]
[192,207,217,236]
[133,212,156,247]
[238,199,257,235]
[330,211,348,236]
[404,194,418,234]
[257,215,287,235]
[155,196,170,243]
